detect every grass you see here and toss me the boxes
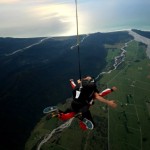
[25,40,150,150]
[101,41,150,150]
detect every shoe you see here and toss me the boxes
[43,106,58,114]
[82,118,94,130]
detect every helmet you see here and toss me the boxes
[81,77,96,88]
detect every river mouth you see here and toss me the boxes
[128,30,150,59]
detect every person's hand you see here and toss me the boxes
[77,79,81,84]
[107,100,117,108]
[111,86,117,91]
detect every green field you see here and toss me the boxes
[101,41,150,150]
[25,40,150,150]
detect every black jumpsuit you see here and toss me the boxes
[71,84,99,126]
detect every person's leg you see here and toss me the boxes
[82,110,95,126]
[71,102,94,130]
[71,101,83,112]
[58,112,76,121]
[58,105,75,121]
[79,110,94,130]
[71,104,93,123]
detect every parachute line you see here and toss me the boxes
[75,0,82,80]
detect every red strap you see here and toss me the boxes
[70,80,76,89]
[99,88,112,97]
[58,112,76,121]
[79,120,87,130]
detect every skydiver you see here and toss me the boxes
[59,76,117,130]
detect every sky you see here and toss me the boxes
[0,0,150,38]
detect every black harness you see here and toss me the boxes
[73,79,96,105]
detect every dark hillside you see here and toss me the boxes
[0,37,44,54]
[132,29,150,38]
[0,31,133,150]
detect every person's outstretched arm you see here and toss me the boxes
[94,92,117,108]
[99,86,117,97]
[70,79,76,89]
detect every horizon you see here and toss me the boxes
[1,28,150,39]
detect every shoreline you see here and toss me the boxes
[128,30,150,59]
[1,29,150,39]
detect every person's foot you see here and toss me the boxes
[82,118,94,130]
[43,106,58,114]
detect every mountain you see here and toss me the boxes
[0,31,133,150]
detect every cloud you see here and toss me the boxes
[0,17,70,37]
[0,0,20,4]
[28,3,76,35]
[0,1,76,37]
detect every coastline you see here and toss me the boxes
[128,30,150,59]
